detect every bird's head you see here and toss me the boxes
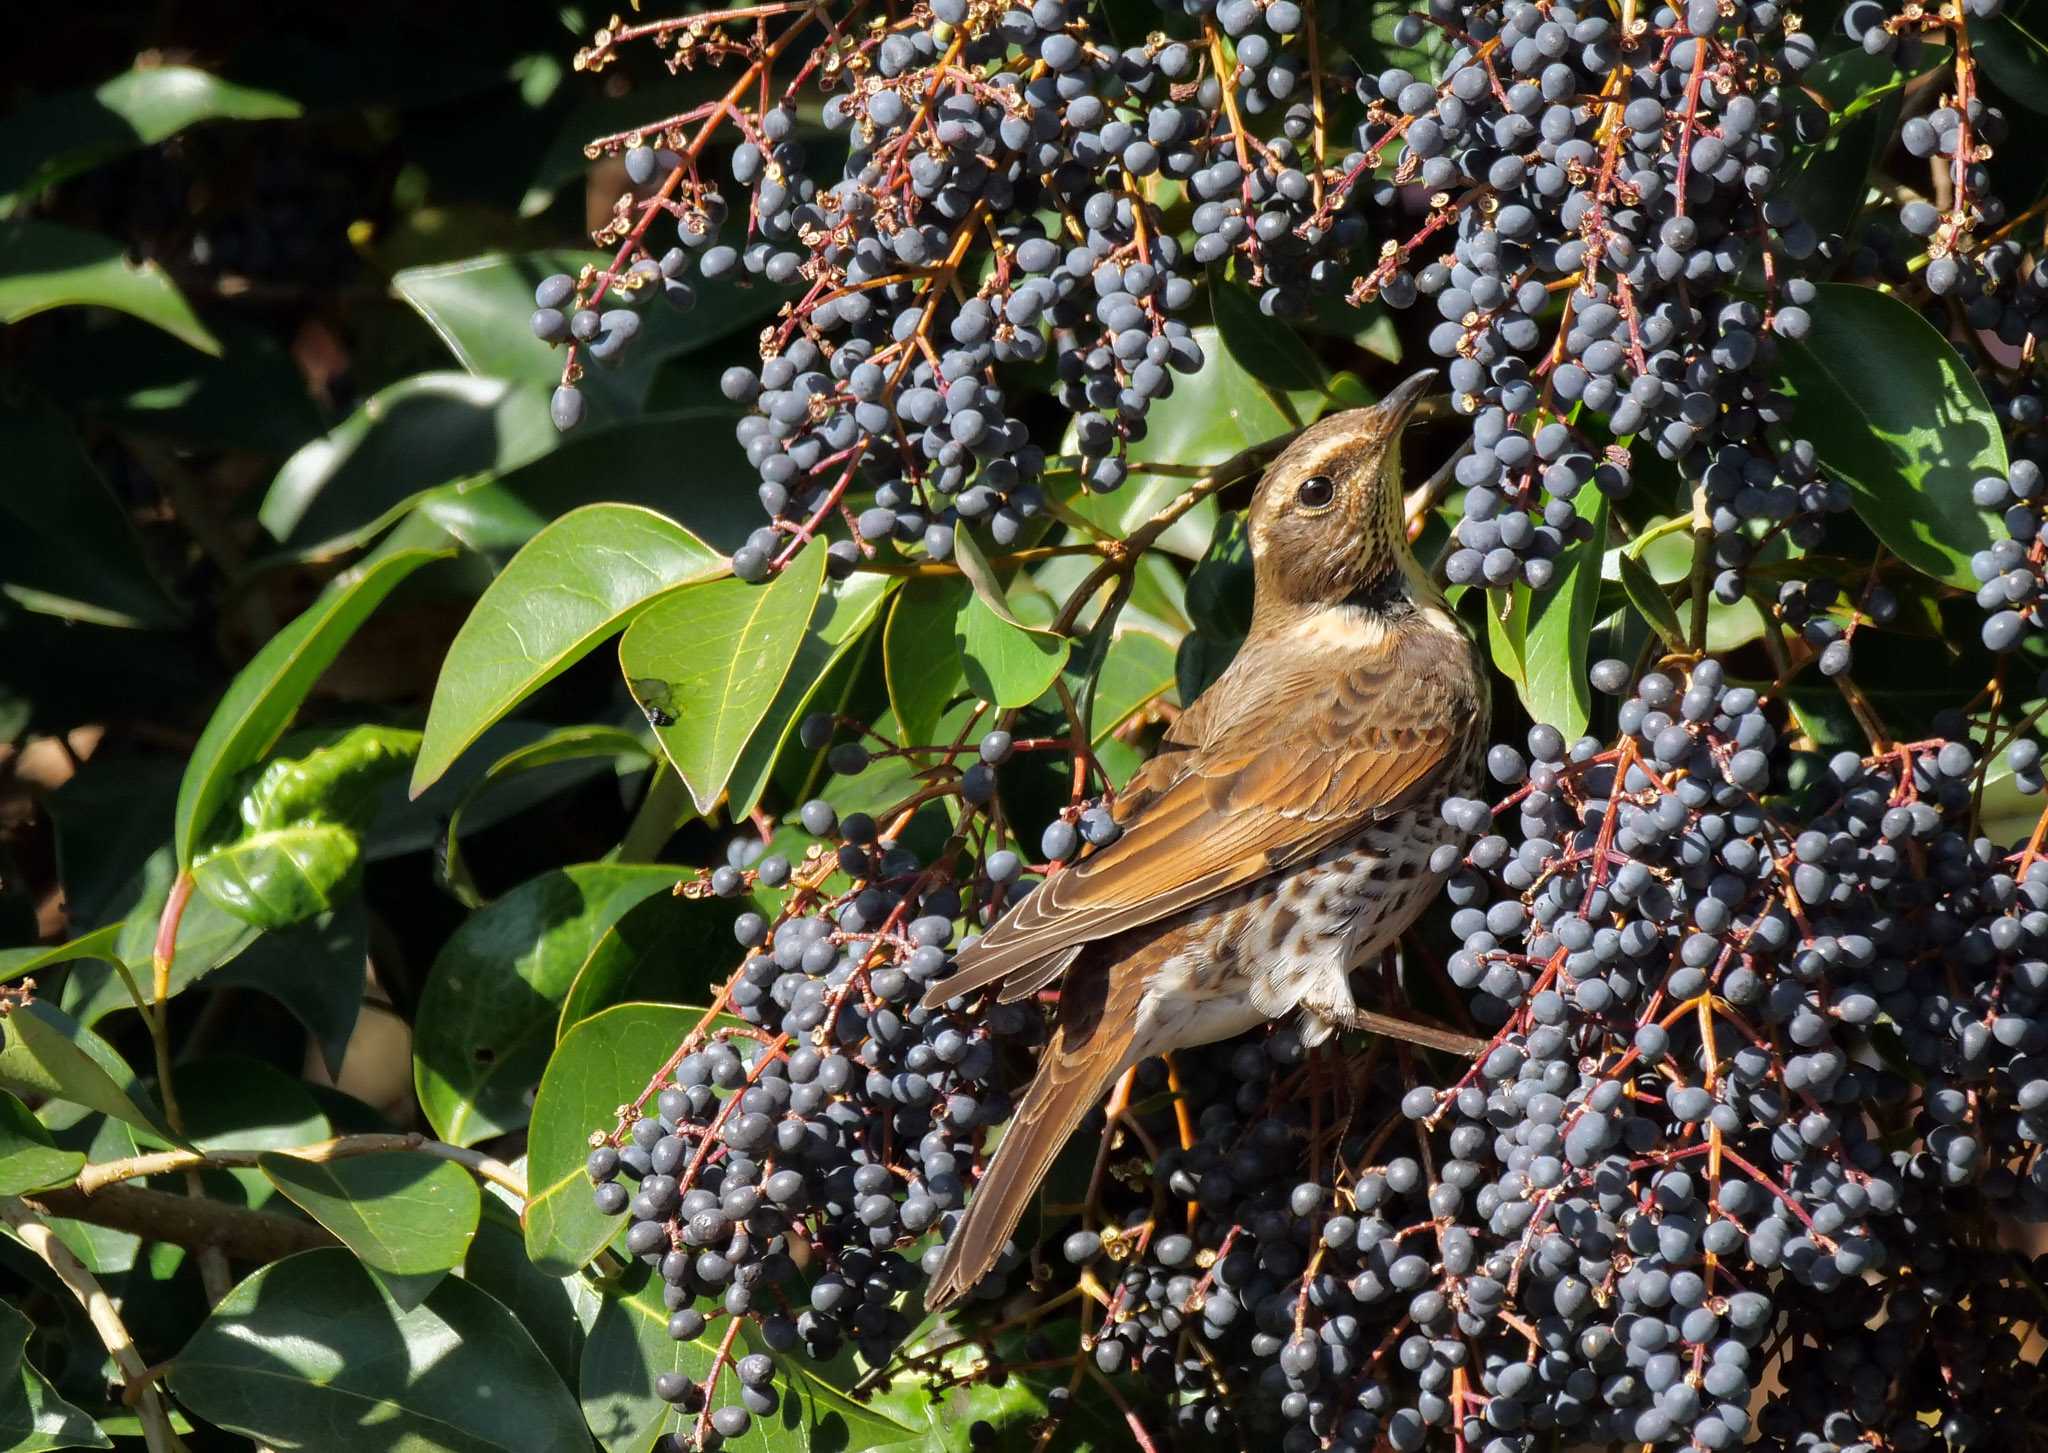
[1246,370,1437,622]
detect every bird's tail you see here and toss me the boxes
[924,960,1140,1312]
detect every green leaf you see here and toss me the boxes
[174,546,450,868]
[0,1301,111,1451]
[725,572,894,820]
[259,373,560,552]
[951,529,1072,708]
[442,726,653,904]
[459,1196,590,1388]
[0,924,125,988]
[59,849,258,1027]
[1484,588,1530,696]
[0,66,298,211]
[166,1057,332,1221]
[1211,275,1331,415]
[193,726,420,929]
[579,1262,915,1453]
[0,1089,85,1195]
[1975,12,2048,113]
[524,1003,697,1276]
[1063,324,1297,559]
[392,250,785,415]
[0,399,184,629]
[885,579,972,746]
[0,1002,174,1144]
[1782,85,1896,250]
[169,1249,585,1452]
[207,908,366,1078]
[957,590,1070,708]
[621,543,827,816]
[413,504,725,795]
[1616,549,1688,652]
[259,1151,481,1311]
[557,894,744,1038]
[1629,526,1770,653]
[1087,629,1179,743]
[1521,491,1608,737]
[859,1320,1112,1451]
[1777,283,2006,589]
[412,864,684,1147]
[406,407,758,562]
[0,220,218,354]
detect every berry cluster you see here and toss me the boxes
[541,0,2048,1445]
[1357,0,1846,594]
[584,710,1063,1445]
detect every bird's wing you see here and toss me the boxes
[923,637,1476,1007]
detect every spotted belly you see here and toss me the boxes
[1129,792,1471,1056]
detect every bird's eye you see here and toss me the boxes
[1297,474,1336,509]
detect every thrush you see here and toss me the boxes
[921,372,1491,1311]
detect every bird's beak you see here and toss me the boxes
[1369,369,1438,436]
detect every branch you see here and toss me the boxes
[0,1196,181,1453]
[74,1131,528,1202]
[25,1185,336,1261]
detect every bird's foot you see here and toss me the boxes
[1300,998,1489,1058]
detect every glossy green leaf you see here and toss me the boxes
[413,504,723,795]
[0,924,125,989]
[524,1002,698,1276]
[1782,86,1896,251]
[0,400,184,629]
[860,1320,1114,1451]
[169,1249,584,1452]
[193,726,419,929]
[460,1196,590,1387]
[957,588,1070,708]
[207,908,365,1078]
[441,726,652,903]
[726,572,894,819]
[1777,283,2006,589]
[1980,740,2045,849]
[0,219,218,354]
[885,578,972,747]
[1211,276,1330,413]
[557,893,743,1038]
[1631,525,1769,653]
[0,66,298,211]
[951,528,1071,708]
[0,1002,174,1143]
[412,864,683,1147]
[392,250,785,413]
[1088,628,1178,742]
[174,546,450,868]
[1063,324,1293,559]
[259,1151,481,1311]
[166,1056,332,1222]
[1616,549,1688,652]
[0,1302,110,1451]
[0,1089,85,1195]
[1483,587,1530,697]
[1521,491,1608,738]
[406,407,757,562]
[622,542,827,815]
[579,1262,915,1453]
[259,373,559,551]
[1975,12,2048,113]
[59,849,259,1027]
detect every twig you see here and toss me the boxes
[25,1184,336,1261]
[0,1196,181,1453]
[74,1132,528,1202]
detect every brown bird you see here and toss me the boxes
[921,373,1491,1312]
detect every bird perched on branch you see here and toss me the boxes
[922,372,1491,1311]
